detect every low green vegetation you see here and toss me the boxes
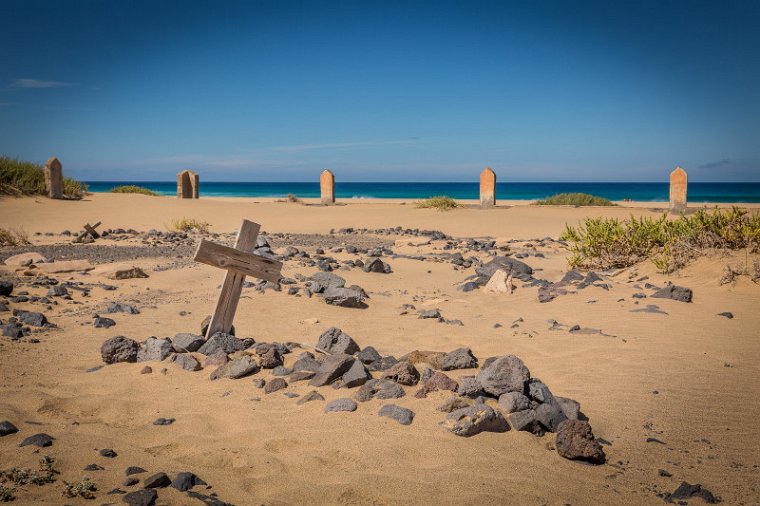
[561,207,760,273]
[110,185,159,196]
[0,156,88,199]
[414,196,462,211]
[170,217,211,233]
[0,456,58,502]
[534,193,616,206]
[62,478,97,499]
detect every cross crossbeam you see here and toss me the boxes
[193,219,283,338]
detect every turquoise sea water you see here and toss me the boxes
[85,181,760,203]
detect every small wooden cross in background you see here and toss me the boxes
[194,219,283,338]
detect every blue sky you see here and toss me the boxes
[1,0,758,182]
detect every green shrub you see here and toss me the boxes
[110,185,159,196]
[0,156,87,199]
[561,207,760,272]
[534,193,616,206]
[414,196,461,211]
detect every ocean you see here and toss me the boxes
[84,181,760,203]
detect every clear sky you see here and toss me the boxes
[1,0,758,182]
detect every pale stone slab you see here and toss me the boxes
[177,170,199,199]
[90,263,149,280]
[669,166,688,212]
[480,167,496,208]
[44,157,64,199]
[320,169,335,205]
[4,252,47,266]
[484,268,514,294]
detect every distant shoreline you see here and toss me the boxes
[84,181,760,203]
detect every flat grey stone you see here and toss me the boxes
[324,398,357,413]
[378,404,414,425]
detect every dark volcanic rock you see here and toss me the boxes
[665,482,719,504]
[367,355,399,372]
[309,353,355,387]
[323,286,366,308]
[444,404,509,436]
[172,354,202,371]
[143,472,171,488]
[357,346,382,364]
[440,348,478,371]
[555,420,606,464]
[19,433,54,447]
[94,316,117,328]
[125,466,147,476]
[209,356,259,380]
[99,448,118,457]
[324,398,358,413]
[170,472,206,492]
[172,333,205,352]
[0,280,13,297]
[651,284,692,303]
[153,417,175,426]
[476,355,531,396]
[297,390,325,404]
[198,332,248,355]
[105,302,140,314]
[456,376,485,398]
[378,404,415,425]
[200,315,234,337]
[122,488,157,506]
[14,310,48,327]
[355,379,405,402]
[101,336,140,364]
[292,351,321,373]
[264,377,288,393]
[717,311,734,319]
[498,391,531,413]
[309,272,346,293]
[415,371,459,398]
[363,257,392,273]
[317,327,361,355]
[0,421,19,437]
[506,409,538,432]
[137,337,173,362]
[257,346,283,369]
[382,361,420,386]
[341,360,371,388]
[476,257,533,281]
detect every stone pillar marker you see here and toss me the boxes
[320,169,335,205]
[479,167,496,208]
[177,169,199,199]
[669,166,688,212]
[44,157,64,199]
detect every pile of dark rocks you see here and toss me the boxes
[99,320,606,465]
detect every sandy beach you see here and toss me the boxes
[1,193,759,505]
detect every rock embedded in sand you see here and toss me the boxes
[355,379,405,402]
[209,356,259,380]
[309,272,346,293]
[297,390,325,405]
[172,354,202,371]
[137,337,173,362]
[94,316,116,329]
[2,322,24,338]
[91,263,149,280]
[264,377,288,393]
[170,472,206,492]
[47,285,68,297]
[378,404,415,425]
[19,433,54,447]
[292,352,321,373]
[399,350,446,370]
[651,283,692,303]
[476,355,530,397]
[440,348,478,371]
[324,398,358,413]
[13,309,48,327]
[555,420,606,464]
[317,327,360,355]
[309,354,355,387]
[382,361,420,386]
[444,404,509,437]
[665,482,719,504]
[171,333,204,353]
[143,472,171,488]
[415,371,459,398]
[198,332,249,355]
[122,488,157,506]
[0,280,13,296]
[101,336,140,364]
[341,360,371,388]
[363,257,392,273]
[153,418,175,426]
[106,302,141,315]
[289,370,315,382]
[0,420,19,436]
[99,448,118,458]
[323,286,366,308]
[437,397,471,413]
[4,252,47,266]
[125,466,147,476]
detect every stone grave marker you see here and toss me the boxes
[320,169,335,205]
[44,157,64,199]
[480,167,496,207]
[669,166,688,212]
[177,169,199,199]
[193,219,283,338]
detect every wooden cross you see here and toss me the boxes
[74,221,101,243]
[193,219,283,338]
